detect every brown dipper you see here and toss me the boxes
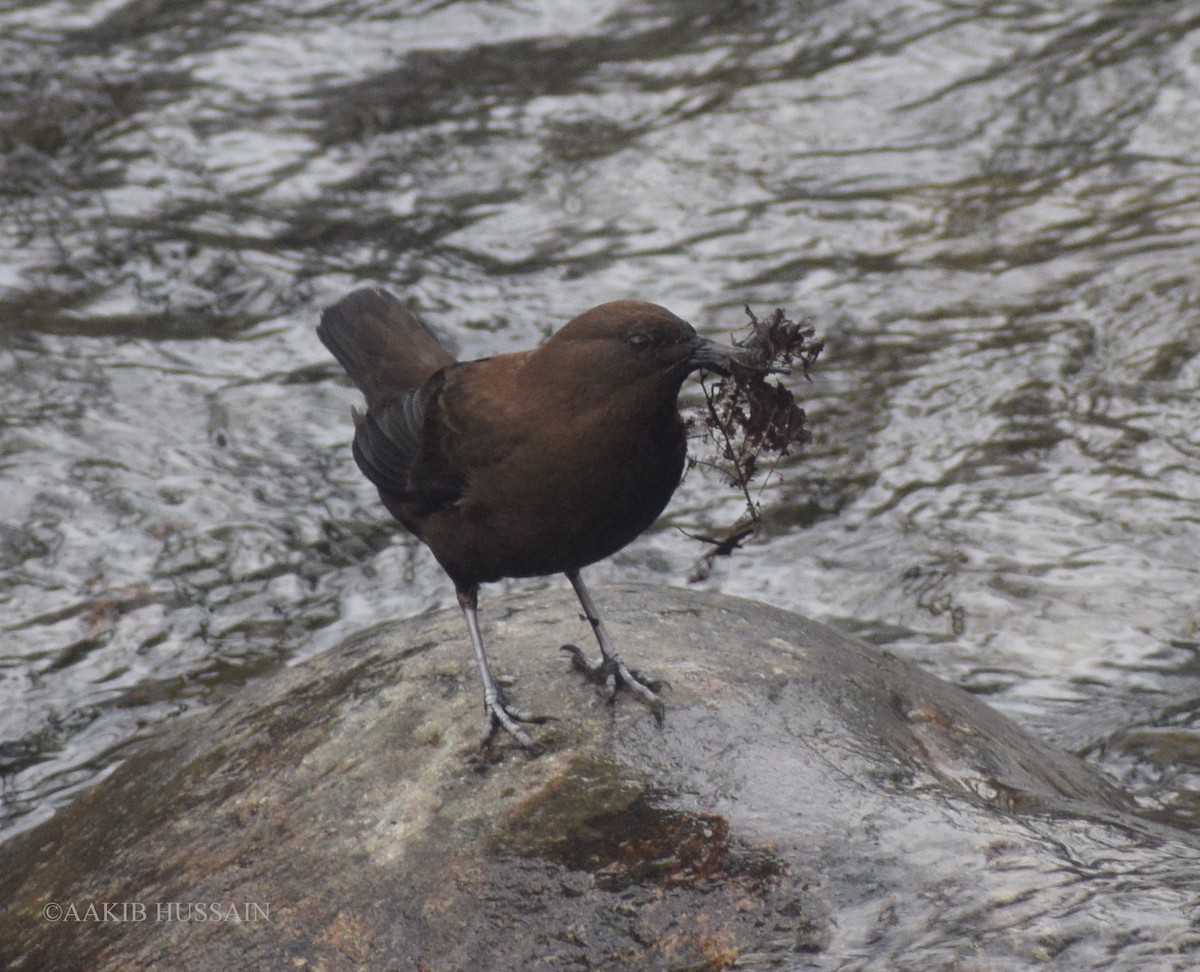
[318,287,743,750]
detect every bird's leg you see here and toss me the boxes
[561,570,665,723]
[458,586,547,753]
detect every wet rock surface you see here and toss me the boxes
[1,585,1195,971]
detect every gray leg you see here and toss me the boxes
[458,587,546,752]
[561,570,664,722]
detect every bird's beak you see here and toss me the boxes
[686,334,750,376]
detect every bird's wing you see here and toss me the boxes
[353,353,535,522]
[350,367,456,511]
[351,369,467,518]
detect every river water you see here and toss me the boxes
[2,0,1199,952]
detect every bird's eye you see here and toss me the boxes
[628,332,650,349]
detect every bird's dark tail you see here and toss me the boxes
[317,288,456,407]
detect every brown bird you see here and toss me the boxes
[318,288,743,750]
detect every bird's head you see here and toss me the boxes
[546,301,747,392]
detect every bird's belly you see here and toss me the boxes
[425,434,686,585]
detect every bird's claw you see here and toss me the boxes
[482,690,549,755]
[561,644,665,725]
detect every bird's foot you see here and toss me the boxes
[482,689,550,755]
[560,645,665,725]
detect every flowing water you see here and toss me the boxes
[2,0,1199,959]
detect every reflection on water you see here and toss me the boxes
[2,0,1199,921]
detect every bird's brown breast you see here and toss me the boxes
[409,350,689,586]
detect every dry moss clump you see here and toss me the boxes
[687,306,823,580]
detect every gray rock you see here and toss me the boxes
[1,585,1196,971]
